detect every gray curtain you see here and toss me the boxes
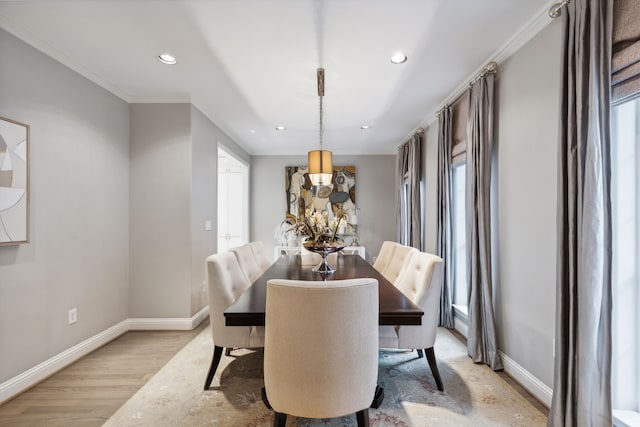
[396,133,423,250]
[549,0,613,425]
[437,107,454,328]
[465,72,502,371]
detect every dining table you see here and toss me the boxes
[224,254,423,326]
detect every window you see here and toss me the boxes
[452,162,467,314]
[612,96,640,421]
[400,175,411,244]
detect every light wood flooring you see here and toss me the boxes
[447,329,549,415]
[0,320,546,426]
[0,320,208,427]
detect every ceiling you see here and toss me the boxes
[0,0,552,155]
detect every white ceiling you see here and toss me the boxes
[0,0,552,155]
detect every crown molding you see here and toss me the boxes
[0,14,193,105]
[129,94,192,104]
[408,0,558,135]
[0,14,132,102]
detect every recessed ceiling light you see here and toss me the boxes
[275,126,287,131]
[360,125,371,130]
[157,53,177,65]
[390,53,408,64]
[249,129,256,134]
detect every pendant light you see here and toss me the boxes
[308,68,333,186]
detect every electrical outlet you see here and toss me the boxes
[68,308,77,325]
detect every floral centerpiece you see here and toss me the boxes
[285,208,346,248]
[284,208,347,273]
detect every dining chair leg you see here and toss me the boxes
[416,349,424,358]
[425,347,444,391]
[261,387,272,409]
[356,408,370,427]
[204,345,224,390]
[370,384,384,408]
[273,412,287,427]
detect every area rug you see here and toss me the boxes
[104,327,547,426]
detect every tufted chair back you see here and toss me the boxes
[249,241,272,272]
[395,252,444,349]
[382,244,419,284]
[230,244,262,283]
[372,241,398,273]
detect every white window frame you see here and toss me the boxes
[611,96,640,425]
[451,161,468,320]
[399,172,411,245]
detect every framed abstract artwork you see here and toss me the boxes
[0,117,29,245]
[285,165,356,221]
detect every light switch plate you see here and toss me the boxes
[68,308,77,325]
[205,220,212,231]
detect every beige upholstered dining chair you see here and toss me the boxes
[379,251,445,391]
[230,244,263,283]
[203,252,264,390]
[263,278,379,426]
[382,244,419,284]
[372,241,398,273]
[249,241,272,272]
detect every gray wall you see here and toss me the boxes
[129,104,192,318]
[129,104,250,318]
[190,107,217,316]
[493,19,561,387]
[189,105,249,316]
[423,19,562,389]
[0,29,130,382]
[423,124,439,254]
[251,155,397,263]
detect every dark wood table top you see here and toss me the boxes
[224,254,423,326]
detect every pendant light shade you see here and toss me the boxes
[308,68,333,186]
[308,149,333,185]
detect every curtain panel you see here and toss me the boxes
[465,72,502,371]
[549,0,613,425]
[437,107,454,328]
[396,133,423,250]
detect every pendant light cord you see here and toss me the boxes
[317,68,325,150]
[319,94,324,149]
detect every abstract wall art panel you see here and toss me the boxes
[285,165,356,220]
[0,117,29,245]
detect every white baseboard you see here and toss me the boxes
[449,312,552,408]
[0,307,210,404]
[191,306,210,329]
[499,350,553,408]
[128,306,210,331]
[0,320,130,404]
